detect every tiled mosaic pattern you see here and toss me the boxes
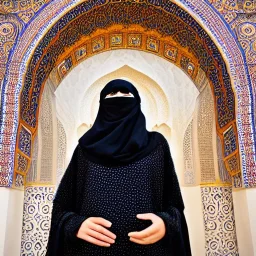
[224,125,237,157]
[20,2,234,129]
[20,186,54,256]
[0,0,68,187]
[26,136,38,184]
[0,14,23,83]
[15,173,24,188]
[1,0,237,186]
[18,126,32,157]
[0,1,51,23]
[198,86,215,183]
[209,0,256,23]
[56,119,66,190]
[39,83,53,183]
[183,121,196,185]
[217,136,231,183]
[201,186,239,255]
[17,153,28,174]
[179,0,256,186]
[0,0,255,188]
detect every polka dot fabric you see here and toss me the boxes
[46,133,191,256]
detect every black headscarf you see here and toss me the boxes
[79,79,159,166]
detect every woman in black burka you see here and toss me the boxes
[46,79,191,256]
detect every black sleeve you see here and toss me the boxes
[46,146,88,256]
[154,137,192,256]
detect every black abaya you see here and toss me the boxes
[46,132,191,256]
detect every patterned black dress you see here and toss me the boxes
[46,134,191,256]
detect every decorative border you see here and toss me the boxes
[0,0,254,187]
[201,186,239,255]
[177,0,256,186]
[20,186,54,256]
[17,1,239,186]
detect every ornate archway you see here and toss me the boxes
[0,0,250,187]
[0,0,254,254]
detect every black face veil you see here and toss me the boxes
[78,79,159,165]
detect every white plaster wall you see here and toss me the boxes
[246,189,256,255]
[233,189,256,256]
[0,187,24,256]
[0,188,9,256]
[181,186,205,256]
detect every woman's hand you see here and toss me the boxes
[128,213,166,245]
[77,217,116,247]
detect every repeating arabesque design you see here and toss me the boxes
[17,1,239,186]
[198,86,215,183]
[0,14,23,83]
[183,121,195,185]
[26,2,234,129]
[20,186,54,256]
[0,0,254,187]
[201,186,239,255]
[179,0,256,185]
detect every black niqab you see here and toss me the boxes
[79,79,159,165]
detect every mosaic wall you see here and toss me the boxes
[177,0,256,186]
[56,119,66,190]
[0,1,51,23]
[183,120,196,185]
[0,0,255,187]
[217,136,232,184]
[0,0,52,85]
[18,80,57,187]
[20,1,234,129]
[26,136,38,184]
[209,0,256,23]
[0,14,22,83]
[14,1,240,186]
[39,82,53,183]
[20,186,54,256]
[198,86,216,183]
[201,186,239,255]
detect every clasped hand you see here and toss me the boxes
[77,213,166,247]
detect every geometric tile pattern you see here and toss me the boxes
[232,172,243,188]
[21,1,235,129]
[14,173,24,188]
[18,126,32,157]
[217,136,231,183]
[198,86,215,183]
[0,1,51,24]
[0,14,23,83]
[17,153,28,174]
[179,0,256,187]
[201,186,239,255]
[223,125,237,157]
[0,0,254,187]
[183,121,196,185]
[0,0,69,187]
[226,154,240,176]
[20,186,54,256]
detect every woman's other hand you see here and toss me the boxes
[128,213,166,245]
[77,217,116,247]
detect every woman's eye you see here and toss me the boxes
[110,92,117,95]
